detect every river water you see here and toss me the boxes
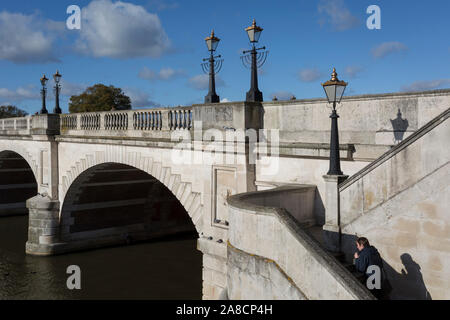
[0,215,202,300]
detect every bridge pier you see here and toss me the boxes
[25,194,63,256]
[198,238,228,300]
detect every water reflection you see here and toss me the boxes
[0,216,202,300]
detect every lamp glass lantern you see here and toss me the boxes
[245,19,263,43]
[40,75,49,87]
[205,30,220,52]
[321,68,347,104]
[53,70,62,84]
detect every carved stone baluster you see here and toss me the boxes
[174,111,178,129]
[188,110,192,130]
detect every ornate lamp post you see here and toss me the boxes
[321,68,348,175]
[241,19,268,102]
[53,70,62,114]
[40,75,49,114]
[202,30,223,103]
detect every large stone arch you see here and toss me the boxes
[59,150,204,235]
[0,141,39,183]
[0,147,39,217]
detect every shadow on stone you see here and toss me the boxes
[381,253,432,300]
[390,109,409,144]
[314,187,325,226]
[337,232,432,300]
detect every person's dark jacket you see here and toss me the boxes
[355,245,383,276]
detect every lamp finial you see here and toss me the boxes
[331,68,338,81]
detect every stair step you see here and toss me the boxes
[344,263,356,273]
[330,251,346,262]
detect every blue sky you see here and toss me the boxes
[0,0,449,114]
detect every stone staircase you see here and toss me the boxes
[303,225,367,287]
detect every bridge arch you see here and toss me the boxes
[0,142,39,183]
[0,150,38,216]
[59,151,204,237]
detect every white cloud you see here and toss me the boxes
[138,67,185,81]
[318,0,359,31]
[298,68,323,82]
[0,85,40,105]
[372,42,408,59]
[0,11,62,63]
[187,74,225,90]
[123,88,161,108]
[401,79,450,92]
[220,98,230,103]
[270,91,296,101]
[344,66,363,78]
[77,0,170,59]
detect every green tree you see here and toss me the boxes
[69,84,131,113]
[0,105,28,119]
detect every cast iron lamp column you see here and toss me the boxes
[321,68,348,175]
[202,30,222,103]
[53,70,62,114]
[40,75,49,114]
[242,19,268,102]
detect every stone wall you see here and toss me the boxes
[339,108,450,299]
[262,89,450,145]
[227,242,306,300]
[227,186,374,300]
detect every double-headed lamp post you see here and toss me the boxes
[321,68,348,176]
[202,30,222,103]
[53,70,62,114]
[40,75,49,114]
[242,19,268,102]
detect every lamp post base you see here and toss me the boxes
[205,93,220,104]
[246,90,263,103]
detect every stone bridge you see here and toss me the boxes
[0,89,449,299]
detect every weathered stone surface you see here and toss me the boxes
[340,109,450,299]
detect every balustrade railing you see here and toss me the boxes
[80,113,101,130]
[59,107,192,134]
[61,114,77,130]
[0,116,32,131]
[1,107,193,137]
[134,111,163,130]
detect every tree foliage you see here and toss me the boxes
[69,84,131,113]
[0,105,28,119]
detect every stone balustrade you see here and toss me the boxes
[0,116,32,133]
[0,107,196,139]
[60,107,193,139]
